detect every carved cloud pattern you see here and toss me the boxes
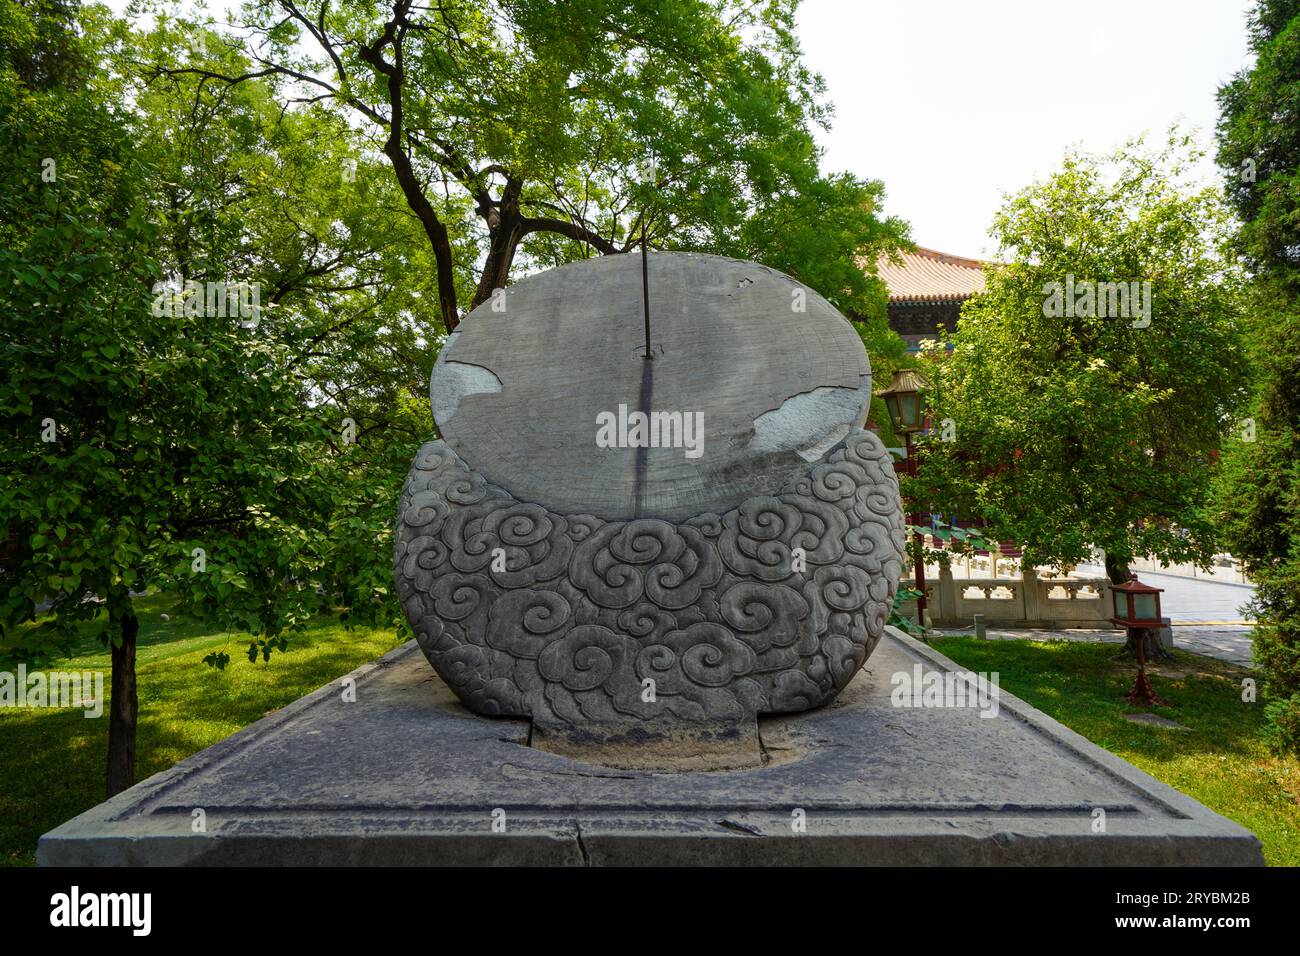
[394,430,905,726]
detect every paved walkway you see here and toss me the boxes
[929,624,1255,668]
[1075,562,1256,624]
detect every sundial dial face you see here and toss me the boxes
[430,252,872,521]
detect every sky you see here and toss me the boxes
[794,0,1258,259]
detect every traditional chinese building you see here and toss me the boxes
[876,246,986,350]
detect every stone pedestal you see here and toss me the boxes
[38,627,1263,866]
[1156,616,1175,653]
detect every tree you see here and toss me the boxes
[0,1,427,795]
[1,0,89,90]
[156,0,908,331]
[913,135,1248,657]
[1215,0,1300,750]
[126,13,437,640]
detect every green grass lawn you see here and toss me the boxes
[0,594,403,866]
[930,636,1300,866]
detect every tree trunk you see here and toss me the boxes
[470,177,525,310]
[1121,625,1172,662]
[472,216,522,309]
[106,609,139,798]
[1106,555,1173,661]
[358,21,462,334]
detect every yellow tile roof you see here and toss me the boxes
[875,246,987,302]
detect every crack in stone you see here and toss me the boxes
[575,821,591,866]
[716,818,763,837]
[501,762,640,781]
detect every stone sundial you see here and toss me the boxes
[395,251,905,763]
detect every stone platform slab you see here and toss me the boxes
[37,628,1263,866]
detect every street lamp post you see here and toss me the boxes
[877,369,930,630]
[1111,575,1168,706]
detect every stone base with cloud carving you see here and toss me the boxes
[394,428,905,749]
